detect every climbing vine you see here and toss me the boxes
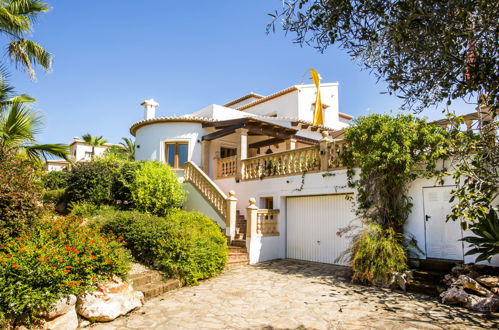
[342,114,449,285]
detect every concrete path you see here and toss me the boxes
[90,259,498,329]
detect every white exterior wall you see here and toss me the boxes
[215,170,499,267]
[241,91,299,118]
[134,122,205,164]
[183,183,226,229]
[297,83,340,128]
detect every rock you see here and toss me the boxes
[393,272,407,291]
[443,274,456,287]
[43,308,78,330]
[476,275,499,289]
[45,295,77,320]
[441,287,468,305]
[77,277,144,322]
[451,265,464,276]
[467,295,499,313]
[454,275,493,297]
[78,319,91,328]
[492,287,499,295]
[441,286,499,313]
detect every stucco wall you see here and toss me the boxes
[215,170,499,266]
[182,183,226,229]
[134,122,206,164]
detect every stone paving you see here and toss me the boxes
[90,259,498,330]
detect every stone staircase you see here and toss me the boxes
[406,259,461,297]
[130,270,180,301]
[226,211,249,269]
[227,246,249,269]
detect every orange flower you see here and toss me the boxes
[12,264,19,268]
[63,269,69,273]
[89,255,96,259]
[65,265,72,269]
[38,255,45,262]
[108,260,113,264]
[6,254,11,258]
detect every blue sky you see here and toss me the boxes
[10,1,473,145]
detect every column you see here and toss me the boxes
[235,128,248,181]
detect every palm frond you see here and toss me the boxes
[24,143,69,161]
[0,101,41,150]
[8,39,52,79]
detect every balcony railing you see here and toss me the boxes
[256,209,280,236]
[216,155,237,179]
[242,146,321,180]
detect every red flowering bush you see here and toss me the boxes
[0,155,45,240]
[0,216,131,326]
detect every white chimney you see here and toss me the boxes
[140,99,159,120]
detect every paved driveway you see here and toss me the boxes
[91,259,497,329]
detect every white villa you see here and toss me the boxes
[45,137,117,171]
[130,81,498,267]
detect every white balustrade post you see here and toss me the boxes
[319,131,332,171]
[236,128,248,181]
[226,190,238,241]
[246,198,259,255]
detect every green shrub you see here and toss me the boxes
[0,156,45,240]
[65,161,114,205]
[41,170,70,190]
[99,209,227,285]
[130,161,186,216]
[42,189,65,206]
[351,225,407,287]
[68,201,101,218]
[461,208,499,263]
[0,216,131,326]
[111,160,141,209]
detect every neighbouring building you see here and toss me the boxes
[45,137,117,171]
[130,81,498,267]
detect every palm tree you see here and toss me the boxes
[0,102,68,161]
[0,0,52,79]
[119,137,135,160]
[82,133,107,158]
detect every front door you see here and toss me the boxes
[423,186,464,260]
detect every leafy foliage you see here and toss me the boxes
[270,0,498,113]
[445,114,498,227]
[41,170,69,190]
[99,209,227,285]
[0,216,131,326]
[461,209,499,263]
[65,161,115,206]
[343,114,448,230]
[41,188,65,206]
[130,161,186,216]
[0,154,45,240]
[351,224,407,286]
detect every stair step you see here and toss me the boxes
[412,270,446,284]
[406,280,444,297]
[136,279,180,300]
[228,246,247,253]
[419,259,460,272]
[226,260,249,270]
[130,270,163,287]
[231,239,246,248]
[229,253,249,262]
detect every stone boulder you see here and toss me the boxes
[454,275,493,297]
[476,275,499,289]
[77,276,144,322]
[42,295,78,330]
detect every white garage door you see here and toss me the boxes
[286,194,357,265]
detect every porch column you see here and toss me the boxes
[319,131,332,171]
[285,138,297,150]
[235,128,248,181]
[200,140,211,174]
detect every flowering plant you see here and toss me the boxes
[0,216,131,326]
